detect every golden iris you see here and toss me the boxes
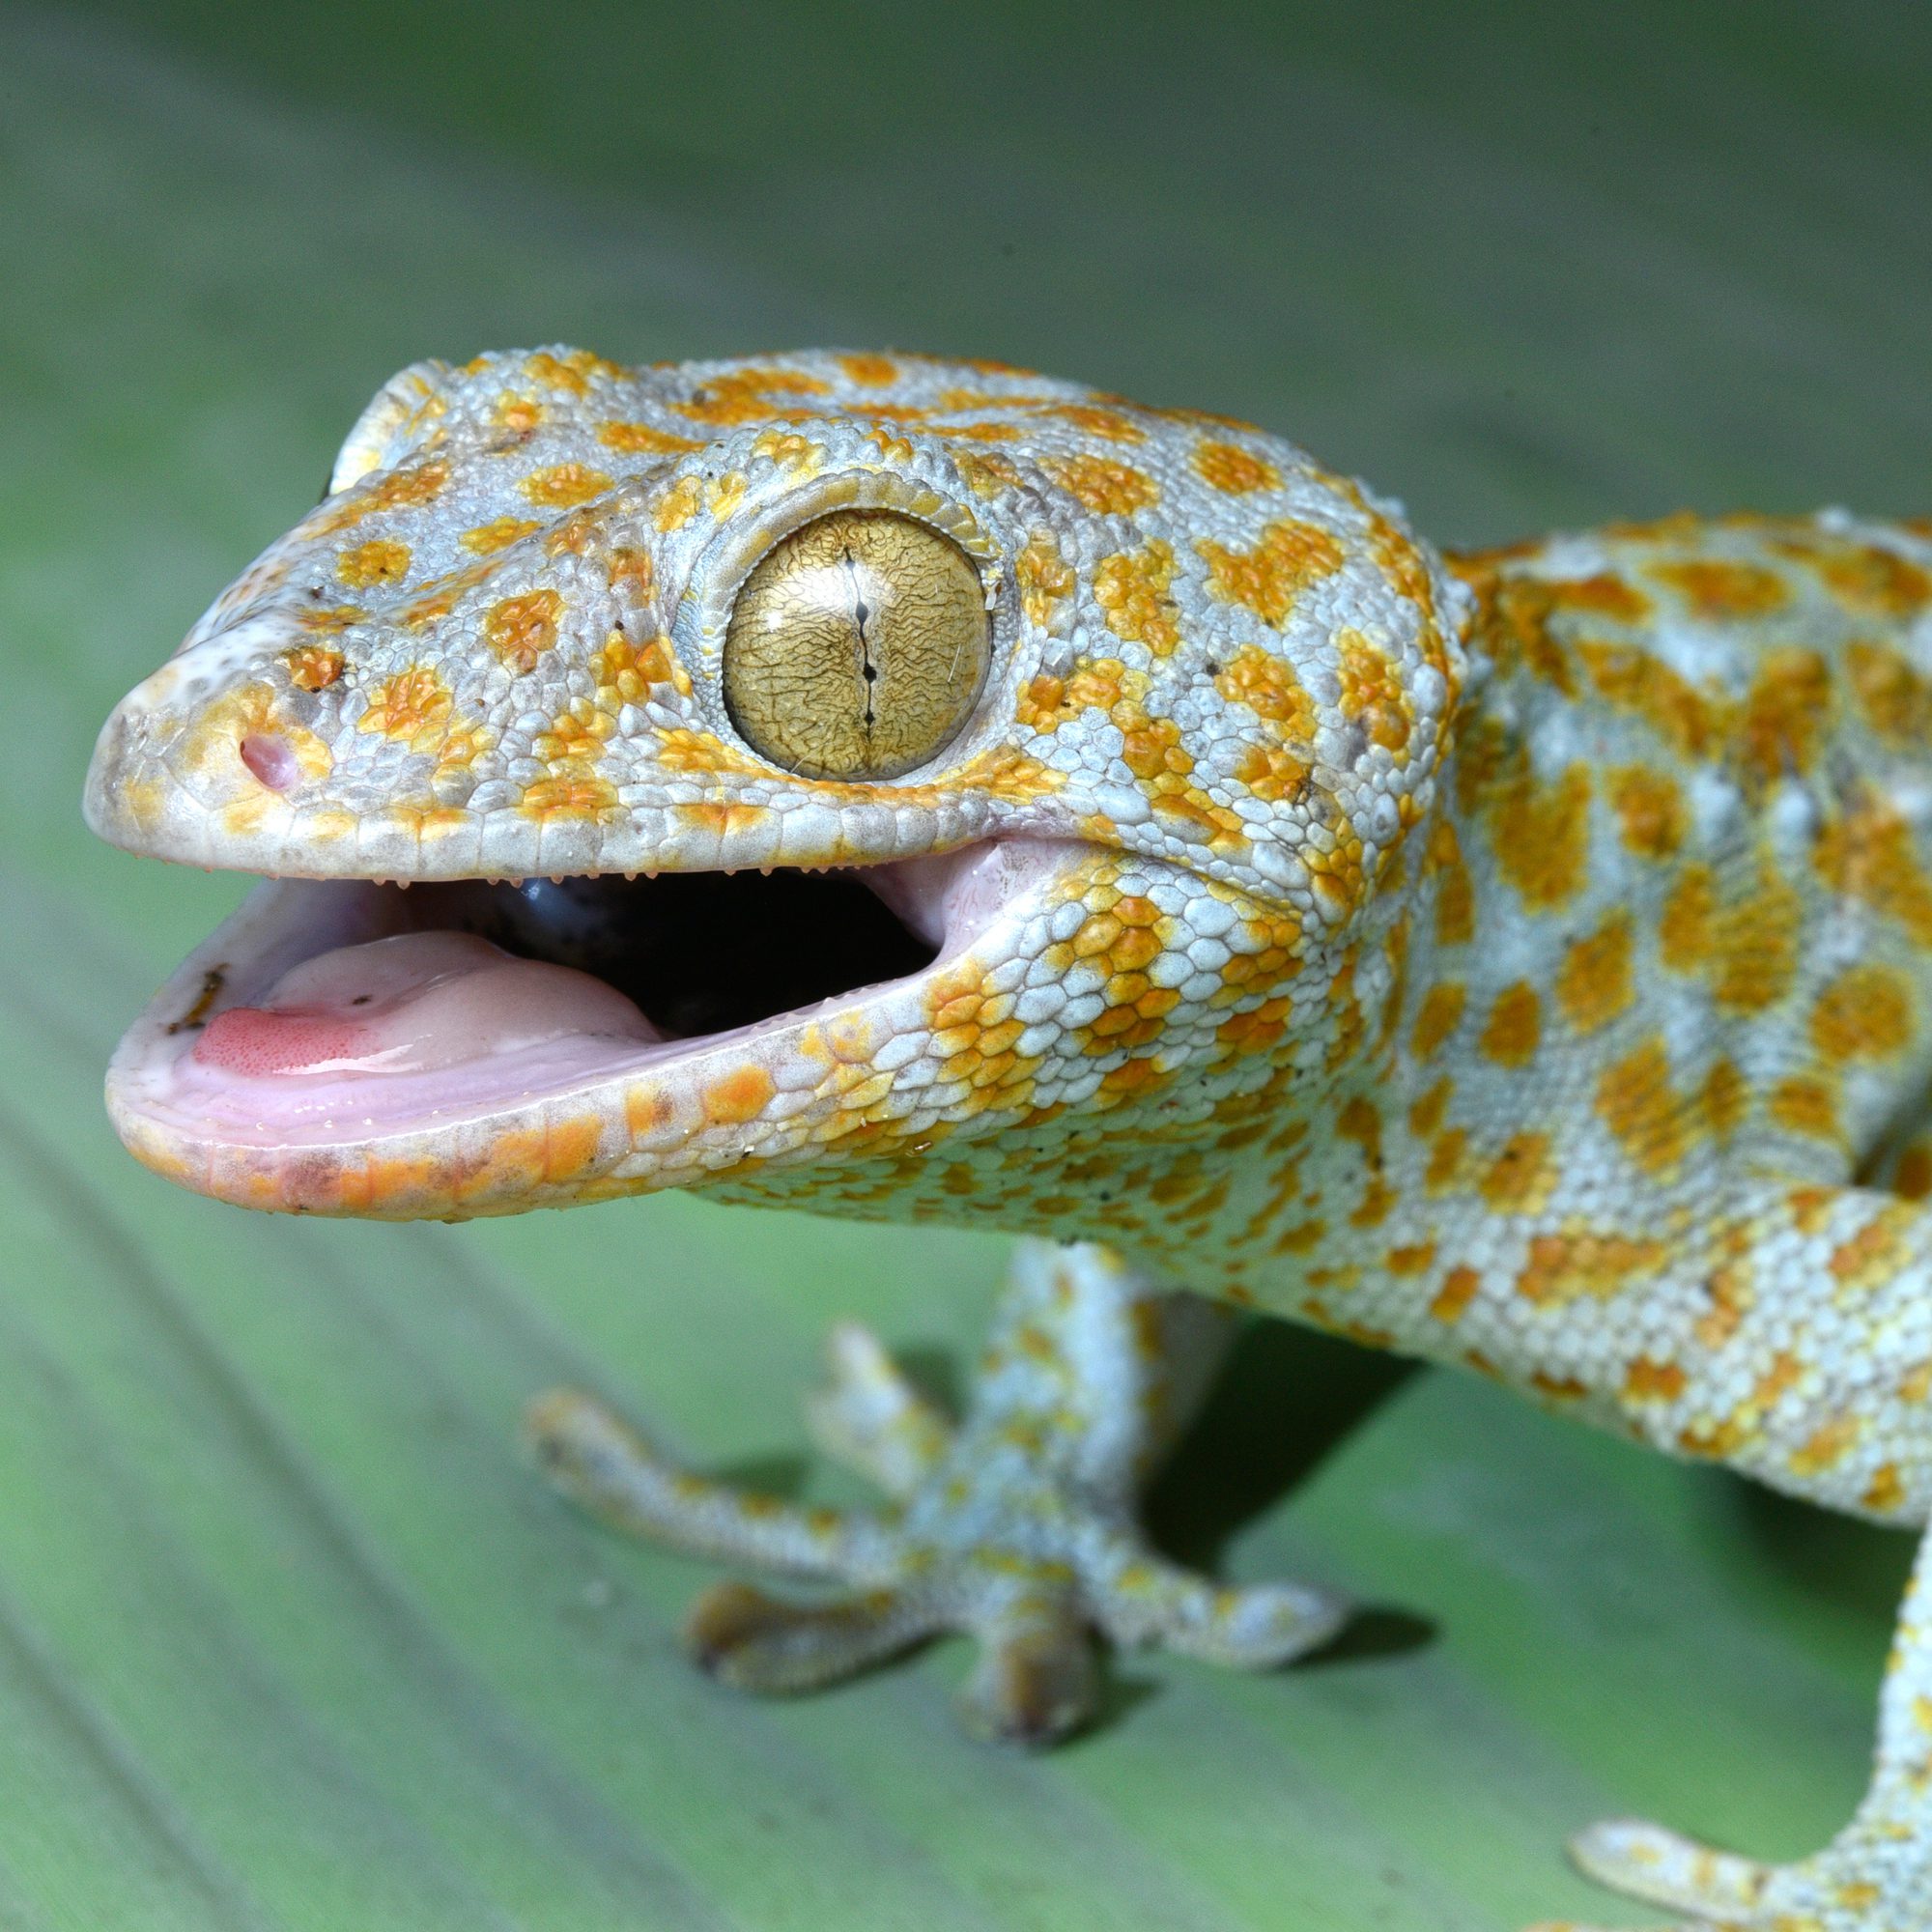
[723,510,990,780]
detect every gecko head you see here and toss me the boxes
[84,347,1471,1222]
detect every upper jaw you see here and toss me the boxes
[104,837,1102,1221]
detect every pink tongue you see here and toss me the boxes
[192,930,661,1078]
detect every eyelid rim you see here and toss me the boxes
[327,358,455,496]
[671,469,1004,686]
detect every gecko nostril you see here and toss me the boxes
[239,732,300,792]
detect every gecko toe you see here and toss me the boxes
[684,1580,944,1694]
[1567,1817,1767,1919]
[1091,1535,1349,1667]
[955,1588,1099,1746]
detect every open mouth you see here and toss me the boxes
[107,838,1080,1162]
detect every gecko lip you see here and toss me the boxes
[104,838,1081,1193]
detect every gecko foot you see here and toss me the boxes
[526,1255,1346,1744]
[1522,1811,1931,1931]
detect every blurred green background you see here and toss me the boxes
[2,3,1928,1926]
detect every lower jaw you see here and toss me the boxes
[105,838,1094,1220]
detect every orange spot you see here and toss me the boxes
[1695,1253,1753,1348]
[1045,454,1158,517]
[1623,1357,1686,1403]
[837,353,898,385]
[1193,441,1281,494]
[1197,519,1345,628]
[1829,1202,1918,1296]
[703,1065,776,1125]
[1663,858,1802,1014]
[523,463,612,509]
[672,366,831,427]
[461,515,543,554]
[1120,713,1191,781]
[952,450,1022,497]
[1596,1037,1692,1175]
[1411,982,1465,1061]
[1556,913,1634,1035]
[1093,541,1181,655]
[1651,557,1789,620]
[1429,1266,1481,1322]
[1679,1418,1747,1461]
[1215,644,1317,742]
[320,458,449,531]
[1272,1217,1327,1256]
[1788,1414,1861,1479]
[624,1087,674,1138]
[1478,982,1541,1067]
[525,349,623,393]
[675,801,771,838]
[335,537,412,588]
[1427,819,1475,947]
[1864,1463,1907,1514]
[1492,763,1592,912]
[1810,539,1932,617]
[358,666,452,746]
[484,588,564,674]
[1606,764,1686,859]
[1740,648,1831,782]
[1848,640,1932,748]
[1818,800,1932,948]
[599,419,702,455]
[1576,640,1720,760]
[1895,1140,1932,1203]
[1042,403,1146,442]
[520,774,618,817]
[493,391,543,433]
[654,475,702,532]
[1659,865,1716,972]
[1701,1059,1748,1143]
[1234,741,1312,804]
[1770,1075,1840,1142]
[1335,628,1411,753]
[1812,964,1915,1063]
[1407,1077,1453,1138]
[1014,533,1076,632]
[1517,1230,1667,1307]
[1479,1132,1554,1214]
[285,645,343,692]
[1546,570,1653,623]
[1453,568,1575,692]
[544,1116,603,1182]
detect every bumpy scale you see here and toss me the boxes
[84,345,1932,1930]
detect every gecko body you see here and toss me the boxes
[86,348,1932,1929]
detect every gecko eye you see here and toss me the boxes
[722,509,990,781]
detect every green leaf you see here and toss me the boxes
[4,4,1927,1924]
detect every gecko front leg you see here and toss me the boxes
[1505,1178,1932,1932]
[527,1238,1347,1743]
